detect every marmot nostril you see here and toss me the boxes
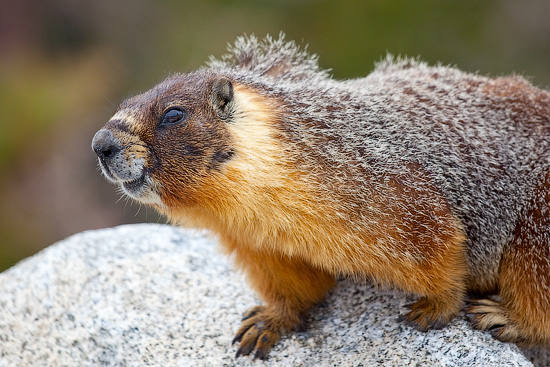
[92,129,121,159]
[101,147,115,158]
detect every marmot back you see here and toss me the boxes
[93,34,550,359]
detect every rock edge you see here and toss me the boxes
[0,224,539,366]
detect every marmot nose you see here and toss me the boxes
[92,129,121,159]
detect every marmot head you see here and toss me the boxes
[91,70,237,209]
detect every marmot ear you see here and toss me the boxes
[210,77,234,120]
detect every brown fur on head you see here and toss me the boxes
[92,70,237,209]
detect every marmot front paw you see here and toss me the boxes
[232,305,299,360]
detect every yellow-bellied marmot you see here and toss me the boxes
[92,34,550,359]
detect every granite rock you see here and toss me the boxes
[0,224,543,366]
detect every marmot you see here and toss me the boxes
[92,34,550,359]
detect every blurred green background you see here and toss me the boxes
[0,0,549,271]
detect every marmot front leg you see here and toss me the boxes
[402,251,467,332]
[232,247,335,360]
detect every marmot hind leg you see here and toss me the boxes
[468,171,550,347]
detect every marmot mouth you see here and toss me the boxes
[98,158,117,182]
[122,175,147,194]
[97,156,148,195]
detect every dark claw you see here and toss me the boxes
[232,326,251,345]
[232,335,241,346]
[429,317,447,330]
[489,326,504,340]
[254,348,268,361]
[236,338,256,358]
[235,346,248,358]
[241,306,264,321]
[488,324,505,331]
[236,336,257,358]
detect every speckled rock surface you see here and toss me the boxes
[0,224,542,366]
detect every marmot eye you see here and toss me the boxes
[159,107,186,126]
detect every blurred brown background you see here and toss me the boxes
[1,0,549,271]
